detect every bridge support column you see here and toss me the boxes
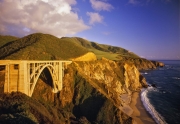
[18,61,29,95]
[4,61,29,96]
[52,62,63,92]
[4,64,10,93]
[60,62,64,90]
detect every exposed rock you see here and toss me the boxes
[139,74,148,88]
[0,59,148,124]
[71,52,97,61]
[116,58,164,70]
[123,63,146,91]
[151,61,164,67]
[151,83,157,88]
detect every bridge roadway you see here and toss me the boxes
[0,60,72,97]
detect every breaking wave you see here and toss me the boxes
[141,88,167,124]
[141,72,148,75]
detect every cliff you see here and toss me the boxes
[0,58,147,124]
[151,60,164,67]
[116,57,164,70]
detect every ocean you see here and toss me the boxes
[140,60,180,124]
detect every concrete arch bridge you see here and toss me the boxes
[0,60,71,97]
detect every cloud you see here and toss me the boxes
[90,0,114,11]
[86,12,104,25]
[0,0,90,37]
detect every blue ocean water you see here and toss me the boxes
[141,60,180,124]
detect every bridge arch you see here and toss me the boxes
[29,64,61,97]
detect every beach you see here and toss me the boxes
[130,92,156,124]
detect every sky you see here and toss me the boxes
[0,0,179,60]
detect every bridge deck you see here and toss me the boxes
[0,60,71,64]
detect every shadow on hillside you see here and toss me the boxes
[73,95,105,122]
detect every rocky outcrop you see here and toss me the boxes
[123,63,147,90]
[116,57,164,70]
[71,52,97,61]
[151,61,164,67]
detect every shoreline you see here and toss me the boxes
[130,91,156,124]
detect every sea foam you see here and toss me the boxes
[141,88,167,124]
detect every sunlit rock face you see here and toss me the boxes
[116,58,164,70]
[65,59,148,123]
[151,61,165,67]
[29,58,147,123]
[124,63,145,91]
[71,52,97,61]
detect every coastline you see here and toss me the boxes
[130,91,156,124]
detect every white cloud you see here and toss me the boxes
[0,0,89,37]
[86,12,104,25]
[90,0,113,11]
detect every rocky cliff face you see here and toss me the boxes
[151,60,164,67]
[0,58,148,124]
[31,58,147,123]
[116,57,164,70]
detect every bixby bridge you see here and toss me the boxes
[0,60,71,97]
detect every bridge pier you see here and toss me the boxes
[0,60,71,97]
[3,61,29,95]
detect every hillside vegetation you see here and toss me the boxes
[62,37,140,60]
[0,33,140,60]
[0,33,88,60]
[0,35,18,47]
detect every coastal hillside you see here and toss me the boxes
[0,33,164,69]
[62,37,140,60]
[0,33,139,60]
[0,33,89,60]
[0,33,164,123]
